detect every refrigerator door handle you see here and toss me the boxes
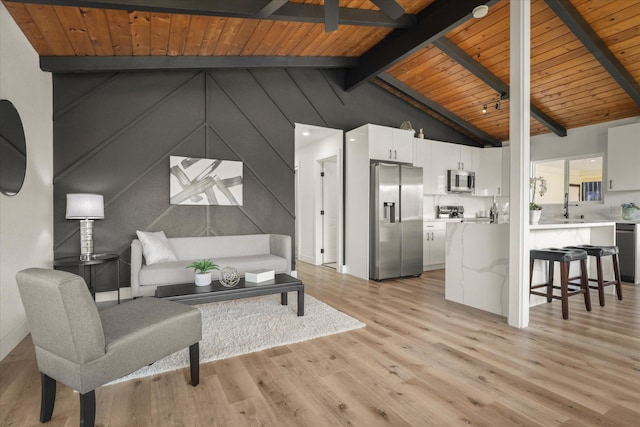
[384,202,396,223]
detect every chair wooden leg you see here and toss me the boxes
[596,256,605,306]
[560,262,569,319]
[581,259,591,312]
[40,373,56,422]
[613,254,623,300]
[189,342,200,387]
[547,261,555,302]
[529,258,535,290]
[79,391,95,427]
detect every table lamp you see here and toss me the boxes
[66,193,104,260]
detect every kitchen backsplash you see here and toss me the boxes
[424,191,640,221]
[423,194,510,219]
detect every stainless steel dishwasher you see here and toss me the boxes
[616,223,636,282]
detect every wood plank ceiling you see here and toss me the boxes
[3,0,640,146]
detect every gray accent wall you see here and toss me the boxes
[53,68,475,292]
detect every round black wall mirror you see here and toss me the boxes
[0,99,27,196]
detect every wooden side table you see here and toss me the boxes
[53,253,120,302]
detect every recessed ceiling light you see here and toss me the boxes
[302,131,310,136]
[349,138,356,142]
[472,5,489,18]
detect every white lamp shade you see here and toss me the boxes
[66,193,104,219]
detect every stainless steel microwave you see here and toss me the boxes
[447,169,475,193]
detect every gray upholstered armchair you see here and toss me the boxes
[16,268,202,427]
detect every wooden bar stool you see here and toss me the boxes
[530,248,591,320]
[565,245,623,306]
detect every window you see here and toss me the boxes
[531,155,603,205]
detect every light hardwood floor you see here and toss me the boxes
[1,262,639,426]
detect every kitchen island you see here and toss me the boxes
[445,220,616,316]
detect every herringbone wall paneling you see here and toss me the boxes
[52,68,475,292]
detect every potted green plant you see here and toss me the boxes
[529,176,547,223]
[186,259,220,286]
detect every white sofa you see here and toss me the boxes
[130,234,291,297]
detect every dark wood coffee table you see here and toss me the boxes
[154,273,304,316]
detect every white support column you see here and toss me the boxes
[508,0,531,328]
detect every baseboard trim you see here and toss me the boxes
[297,255,317,265]
[95,287,132,303]
[0,320,29,362]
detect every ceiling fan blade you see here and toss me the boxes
[325,0,339,32]
[370,0,406,20]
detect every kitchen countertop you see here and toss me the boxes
[444,220,619,317]
[530,220,616,229]
[615,219,640,224]
[427,218,639,225]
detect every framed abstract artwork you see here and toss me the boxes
[169,156,243,206]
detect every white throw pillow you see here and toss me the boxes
[136,230,178,265]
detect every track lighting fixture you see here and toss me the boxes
[482,95,502,114]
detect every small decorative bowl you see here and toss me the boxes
[219,266,240,287]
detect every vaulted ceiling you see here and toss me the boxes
[4,0,640,146]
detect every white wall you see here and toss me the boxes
[294,125,343,266]
[530,117,640,220]
[0,3,53,360]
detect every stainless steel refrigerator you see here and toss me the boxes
[370,163,423,280]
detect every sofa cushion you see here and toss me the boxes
[139,254,289,287]
[169,235,271,260]
[136,230,177,265]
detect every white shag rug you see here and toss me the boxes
[110,294,365,384]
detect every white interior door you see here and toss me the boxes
[322,160,338,264]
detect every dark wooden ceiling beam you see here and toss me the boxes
[255,0,287,19]
[378,73,502,147]
[39,55,359,73]
[370,0,405,20]
[432,37,509,98]
[4,0,416,29]
[433,37,567,137]
[324,0,339,32]
[530,106,567,138]
[544,0,640,106]
[344,0,500,91]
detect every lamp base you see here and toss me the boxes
[79,219,94,260]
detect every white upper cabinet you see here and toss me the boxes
[473,147,503,196]
[413,138,438,194]
[414,139,446,194]
[413,138,506,196]
[368,124,414,163]
[458,146,474,171]
[607,123,640,191]
[428,141,477,194]
[431,140,475,172]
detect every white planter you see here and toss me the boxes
[194,272,212,286]
[530,210,542,224]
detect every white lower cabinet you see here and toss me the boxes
[423,221,446,270]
